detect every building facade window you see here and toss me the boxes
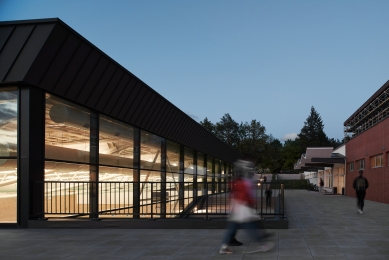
[348,161,354,172]
[371,154,383,168]
[0,88,18,223]
[197,152,206,196]
[99,116,134,168]
[357,159,365,170]
[45,94,90,163]
[10,90,236,220]
[166,140,180,181]
[140,131,162,171]
[207,155,214,194]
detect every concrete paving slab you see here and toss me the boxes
[1,190,389,259]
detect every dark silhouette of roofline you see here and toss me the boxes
[0,18,242,162]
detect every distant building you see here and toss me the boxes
[344,80,389,204]
[294,146,346,194]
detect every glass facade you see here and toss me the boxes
[0,89,18,223]
[0,89,234,221]
[99,116,134,168]
[197,152,206,196]
[45,94,90,163]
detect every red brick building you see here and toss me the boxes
[344,80,389,204]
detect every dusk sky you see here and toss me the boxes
[1,0,388,142]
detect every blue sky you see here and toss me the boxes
[1,0,388,142]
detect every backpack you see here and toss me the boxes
[356,178,366,191]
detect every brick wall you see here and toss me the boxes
[345,117,389,204]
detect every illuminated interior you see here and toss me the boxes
[0,89,17,223]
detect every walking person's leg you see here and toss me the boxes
[242,221,274,253]
[220,221,239,254]
[356,191,363,213]
[360,190,366,212]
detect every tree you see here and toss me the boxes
[237,119,268,164]
[200,117,216,134]
[215,113,240,148]
[297,106,329,153]
[282,139,301,170]
[261,135,284,173]
[328,137,343,148]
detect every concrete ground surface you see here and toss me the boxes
[1,190,389,260]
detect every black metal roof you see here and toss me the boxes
[0,18,242,163]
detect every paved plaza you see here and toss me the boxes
[1,190,389,259]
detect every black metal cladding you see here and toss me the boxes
[95,68,125,111]
[0,18,242,162]
[103,74,131,115]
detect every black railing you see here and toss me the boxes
[32,180,285,219]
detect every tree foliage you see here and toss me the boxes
[199,107,342,172]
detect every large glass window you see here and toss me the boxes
[44,161,90,217]
[99,116,134,168]
[140,131,161,171]
[166,140,180,181]
[99,166,134,218]
[0,89,18,223]
[45,94,90,163]
[184,147,194,175]
[197,152,206,196]
[207,155,214,194]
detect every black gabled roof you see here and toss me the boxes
[0,18,242,162]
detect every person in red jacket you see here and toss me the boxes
[219,160,274,254]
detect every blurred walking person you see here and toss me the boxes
[353,170,369,214]
[219,160,274,254]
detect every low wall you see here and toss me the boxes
[276,174,302,180]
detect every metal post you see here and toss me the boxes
[281,183,285,218]
[151,182,153,219]
[260,179,263,218]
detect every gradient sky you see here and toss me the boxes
[1,0,388,142]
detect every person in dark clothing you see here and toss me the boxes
[353,170,369,214]
[263,176,272,207]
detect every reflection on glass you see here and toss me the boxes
[99,116,134,167]
[99,166,134,218]
[207,155,214,194]
[0,89,17,223]
[0,160,17,223]
[44,161,90,217]
[140,131,161,171]
[166,141,179,173]
[0,90,17,157]
[45,94,90,163]
[99,166,133,182]
[197,152,206,196]
[45,161,90,181]
[184,147,194,175]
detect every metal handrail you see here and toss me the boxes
[32,180,285,219]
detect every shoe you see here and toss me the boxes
[219,245,233,254]
[246,242,274,253]
[228,238,243,246]
[358,209,363,214]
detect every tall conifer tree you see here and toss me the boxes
[297,106,329,153]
